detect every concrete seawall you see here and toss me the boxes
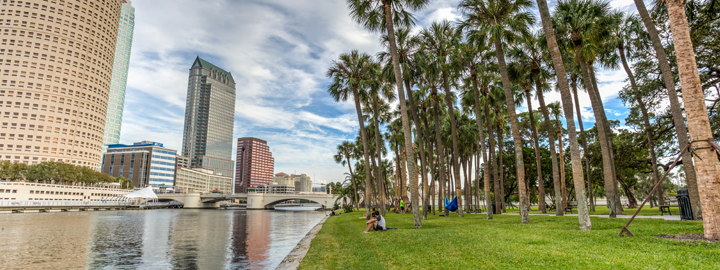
[276,215,329,270]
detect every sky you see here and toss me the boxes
[120,0,643,185]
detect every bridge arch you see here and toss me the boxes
[247,193,336,210]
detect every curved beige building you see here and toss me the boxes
[0,0,122,168]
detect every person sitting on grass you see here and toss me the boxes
[363,210,386,233]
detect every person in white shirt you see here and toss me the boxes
[363,211,385,233]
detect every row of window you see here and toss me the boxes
[153,150,175,155]
[0,155,96,167]
[149,172,174,178]
[150,160,173,166]
[150,166,174,172]
[29,190,83,196]
[151,154,174,161]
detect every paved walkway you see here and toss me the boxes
[506,212,682,221]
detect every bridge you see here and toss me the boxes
[156,192,337,209]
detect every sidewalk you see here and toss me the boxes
[506,212,682,221]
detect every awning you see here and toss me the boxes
[122,187,158,199]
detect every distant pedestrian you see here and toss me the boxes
[399,199,405,214]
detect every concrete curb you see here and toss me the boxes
[276,215,329,270]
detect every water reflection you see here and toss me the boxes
[0,208,325,269]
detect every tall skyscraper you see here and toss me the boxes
[0,0,123,168]
[235,138,274,193]
[102,0,135,153]
[181,57,235,176]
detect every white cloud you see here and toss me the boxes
[119,0,642,184]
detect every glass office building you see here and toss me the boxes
[103,0,135,153]
[181,57,236,176]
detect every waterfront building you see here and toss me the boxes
[254,183,294,194]
[312,185,326,193]
[176,155,190,168]
[174,167,232,193]
[101,141,176,189]
[291,174,313,192]
[0,0,123,168]
[180,57,235,177]
[102,0,135,153]
[273,172,294,186]
[235,137,274,193]
[0,182,130,202]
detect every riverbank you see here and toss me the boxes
[299,211,720,269]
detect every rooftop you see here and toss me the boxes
[192,56,235,83]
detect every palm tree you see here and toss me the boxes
[632,0,702,220]
[566,59,594,212]
[347,0,429,228]
[664,0,720,239]
[418,21,466,217]
[334,141,361,211]
[327,50,376,217]
[548,102,569,211]
[365,66,396,216]
[452,35,496,219]
[509,32,563,215]
[533,0,592,229]
[553,0,619,219]
[608,13,664,207]
[379,28,432,219]
[508,37,547,213]
[459,0,535,223]
[415,49,451,216]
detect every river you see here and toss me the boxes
[0,207,327,269]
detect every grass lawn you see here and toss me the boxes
[299,210,719,269]
[502,205,682,216]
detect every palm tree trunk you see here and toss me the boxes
[497,122,505,212]
[536,79,562,216]
[421,105,435,218]
[571,76,594,212]
[493,39,528,223]
[556,117,567,211]
[382,0,421,228]
[618,43,664,206]
[666,0,720,238]
[372,97,387,216]
[577,55,618,218]
[401,148,408,199]
[432,86,448,216]
[404,80,430,219]
[634,0,701,219]
[535,0,591,229]
[475,151,481,210]
[345,156,360,211]
[588,64,623,214]
[394,143,402,203]
[352,87,374,217]
[525,86,546,213]
[442,72,465,217]
[472,73,493,219]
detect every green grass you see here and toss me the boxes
[300,210,719,269]
[502,205,682,216]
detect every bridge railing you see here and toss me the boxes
[0,200,132,207]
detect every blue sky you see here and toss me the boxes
[120,0,641,184]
